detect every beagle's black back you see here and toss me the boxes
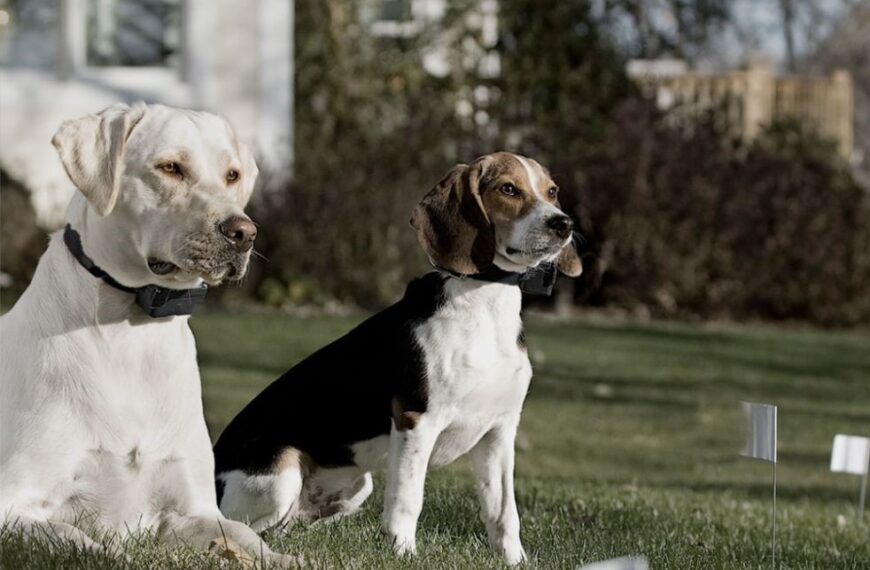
[213,272,446,481]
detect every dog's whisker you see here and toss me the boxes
[252,249,269,262]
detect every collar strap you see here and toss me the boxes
[63,224,208,318]
[438,262,557,297]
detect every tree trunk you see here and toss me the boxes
[779,0,797,72]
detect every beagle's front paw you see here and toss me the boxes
[381,520,417,557]
[497,540,527,566]
[391,533,417,557]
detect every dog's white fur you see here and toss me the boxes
[0,103,292,565]
[380,277,530,563]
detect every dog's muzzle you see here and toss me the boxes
[165,216,257,284]
[546,215,574,240]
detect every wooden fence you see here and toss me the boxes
[628,62,854,159]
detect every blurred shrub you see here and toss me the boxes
[252,0,631,309]
[578,102,870,325]
[250,0,870,326]
[251,0,479,308]
[0,169,46,292]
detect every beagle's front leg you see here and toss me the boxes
[469,422,527,565]
[381,412,439,557]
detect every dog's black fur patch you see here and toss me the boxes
[517,328,526,350]
[213,272,446,475]
[215,477,225,505]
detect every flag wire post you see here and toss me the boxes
[860,459,868,524]
[772,459,777,570]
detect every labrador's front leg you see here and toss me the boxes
[381,416,439,557]
[469,423,527,565]
[6,512,101,552]
[159,510,299,567]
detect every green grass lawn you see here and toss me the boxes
[2,311,869,569]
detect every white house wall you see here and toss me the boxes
[0,0,293,230]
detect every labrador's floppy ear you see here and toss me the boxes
[411,159,494,275]
[52,103,147,216]
[237,140,259,206]
[220,115,259,205]
[556,234,583,277]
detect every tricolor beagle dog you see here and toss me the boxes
[213,152,582,565]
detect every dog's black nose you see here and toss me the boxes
[219,216,257,252]
[546,215,573,239]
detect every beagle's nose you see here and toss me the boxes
[219,216,257,252]
[546,215,574,239]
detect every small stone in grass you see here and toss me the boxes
[837,514,848,529]
[516,432,533,452]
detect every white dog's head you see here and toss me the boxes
[411,152,582,277]
[53,103,259,289]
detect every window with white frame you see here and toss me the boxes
[0,0,60,68]
[379,0,411,22]
[86,0,180,68]
[369,0,429,38]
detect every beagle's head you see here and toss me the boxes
[411,152,582,277]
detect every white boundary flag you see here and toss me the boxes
[831,435,870,475]
[577,556,649,570]
[738,401,778,568]
[830,434,870,522]
[740,402,777,463]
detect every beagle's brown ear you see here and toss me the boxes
[51,103,147,216]
[411,160,495,275]
[556,236,583,277]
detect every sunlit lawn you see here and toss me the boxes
[3,309,869,568]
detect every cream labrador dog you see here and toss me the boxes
[0,103,294,566]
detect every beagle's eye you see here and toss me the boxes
[499,183,519,197]
[226,169,240,183]
[157,162,183,178]
[548,187,559,199]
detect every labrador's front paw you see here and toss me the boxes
[207,537,303,568]
[208,537,256,568]
[264,551,305,568]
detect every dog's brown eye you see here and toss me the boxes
[499,183,519,197]
[548,187,559,199]
[158,162,182,177]
[226,169,240,183]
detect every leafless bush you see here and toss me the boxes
[576,101,870,325]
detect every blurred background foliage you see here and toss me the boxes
[1,0,867,326]
[247,0,869,326]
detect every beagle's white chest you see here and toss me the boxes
[415,280,532,467]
